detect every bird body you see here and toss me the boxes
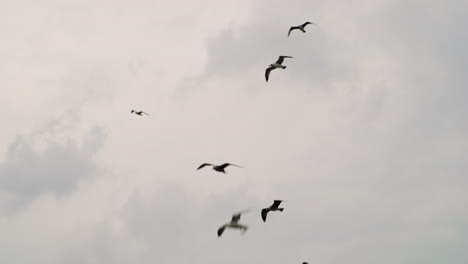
[217,211,249,237]
[265,56,293,82]
[130,110,149,116]
[261,200,285,222]
[270,63,286,69]
[197,163,242,174]
[288,22,315,37]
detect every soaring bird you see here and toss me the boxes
[261,200,285,222]
[217,210,249,237]
[288,22,315,37]
[265,56,293,82]
[197,163,242,174]
[130,110,149,116]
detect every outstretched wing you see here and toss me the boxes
[219,163,242,170]
[265,66,275,82]
[217,225,226,237]
[231,213,242,223]
[302,21,315,27]
[261,208,269,222]
[197,163,213,170]
[288,26,299,37]
[232,207,252,223]
[276,56,293,64]
[271,200,283,209]
[141,111,150,116]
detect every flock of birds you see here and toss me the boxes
[130,20,316,263]
[197,161,286,235]
[266,21,315,82]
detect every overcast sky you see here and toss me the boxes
[1,0,467,263]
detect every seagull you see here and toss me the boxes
[265,56,293,82]
[197,163,242,174]
[130,110,149,116]
[288,22,315,37]
[261,200,285,222]
[217,210,249,237]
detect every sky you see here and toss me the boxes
[1,0,467,263]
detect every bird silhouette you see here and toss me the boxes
[261,200,285,222]
[218,209,250,237]
[288,22,315,37]
[130,110,149,116]
[265,56,293,82]
[197,163,242,174]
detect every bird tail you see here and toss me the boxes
[279,208,284,212]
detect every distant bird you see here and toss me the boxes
[261,200,284,222]
[217,210,249,237]
[130,110,149,116]
[288,22,315,37]
[197,163,242,174]
[265,56,293,82]
[303,262,308,264]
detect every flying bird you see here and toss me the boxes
[261,200,285,222]
[265,56,293,82]
[288,22,315,37]
[130,110,149,116]
[197,163,242,174]
[217,210,249,237]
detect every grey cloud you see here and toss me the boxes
[52,182,262,264]
[0,126,106,212]
[1,0,468,264]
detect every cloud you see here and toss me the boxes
[1,0,468,263]
[165,0,468,263]
[0,125,106,212]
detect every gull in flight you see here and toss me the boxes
[197,163,242,174]
[130,110,149,116]
[217,209,249,237]
[265,56,293,82]
[288,22,315,37]
[261,200,285,222]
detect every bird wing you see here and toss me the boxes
[261,208,269,222]
[272,200,283,208]
[141,111,150,116]
[219,163,242,170]
[288,26,299,37]
[232,207,252,223]
[265,66,275,82]
[197,163,213,170]
[217,225,226,237]
[302,22,315,27]
[276,56,293,64]
[231,213,242,223]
